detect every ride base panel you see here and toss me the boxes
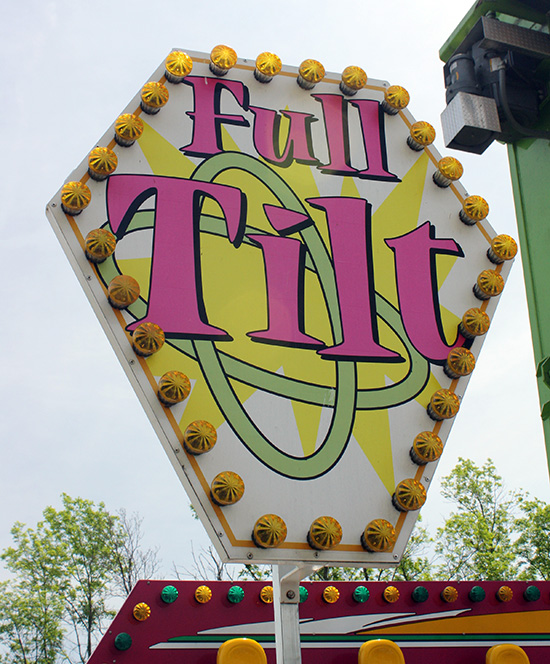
[89,580,550,663]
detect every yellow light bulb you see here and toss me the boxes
[114,113,144,147]
[488,234,518,263]
[60,181,91,215]
[195,585,212,603]
[392,479,427,512]
[460,195,489,225]
[108,275,140,310]
[84,228,116,263]
[459,307,490,339]
[382,85,410,114]
[210,471,245,506]
[444,347,475,378]
[497,586,513,602]
[383,586,400,603]
[140,82,169,114]
[441,586,458,603]
[434,156,463,187]
[210,45,237,76]
[407,121,435,150]
[427,389,460,421]
[410,431,443,465]
[255,52,282,83]
[252,514,287,548]
[340,66,367,95]
[132,322,165,357]
[361,519,396,552]
[323,586,340,604]
[183,420,217,455]
[323,586,340,603]
[297,59,325,89]
[307,516,343,550]
[165,51,193,83]
[133,603,151,621]
[474,269,504,300]
[88,147,118,181]
[157,370,191,406]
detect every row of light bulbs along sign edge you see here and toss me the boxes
[57,45,519,556]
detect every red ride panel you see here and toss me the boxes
[89,580,550,664]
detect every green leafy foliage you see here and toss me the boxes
[435,458,518,580]
[0,577,65,664]
[42,495,120,663]
[379,519,434,582]
[1,518,67,664]
[515,497,550,580]
[0,495,158,664]
[238,564,272,581]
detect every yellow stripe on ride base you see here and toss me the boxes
[366,610,550,636]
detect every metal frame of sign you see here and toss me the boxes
[46,49,512,567]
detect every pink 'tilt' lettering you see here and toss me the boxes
[307,196,403,362]
[385,222,465,363]
[246,233,324,349]
[106,174,246,339]
[181,76,249,157]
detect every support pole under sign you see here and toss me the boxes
[272,565,319,664]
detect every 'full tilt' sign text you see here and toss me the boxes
[107,75,464,366]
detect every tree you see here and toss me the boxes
[174,543,232,582]
[0,495,159,664]
[176,507,236,581]
[42,495,121,663]
[515,497,550,580]
[376,518,434,582]
[0,517,67,664]
[0,580,65,664]
[435,458,519,580]
[108,509,160,597]
[238,564,271,581]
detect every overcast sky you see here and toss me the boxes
[1,0,548,579]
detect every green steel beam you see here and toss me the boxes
[440,0,550,63]
[508,131,550,446]
[442,1,550,474]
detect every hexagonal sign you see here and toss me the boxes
[46,48,514,566]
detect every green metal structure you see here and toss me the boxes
[440,1,550,63]
[441,1,550,470]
